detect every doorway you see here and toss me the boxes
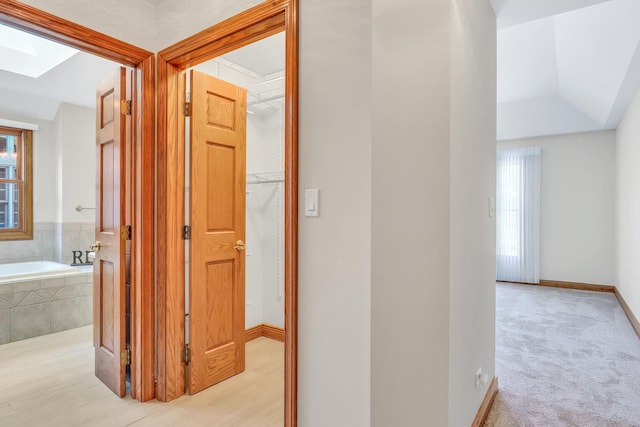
[0,0,155,402]
[156,1,298,426]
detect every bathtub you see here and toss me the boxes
[0,261,93,344]
[0,261,80,284]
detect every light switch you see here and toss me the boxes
[305,189,319,217]
[489,196,495,217]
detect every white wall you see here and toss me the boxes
[498,130,616,285]
[298,2,372,425]
[371,0,450,425]
[54,103,96,224]
[449,0,497,425]
[616,86,640,324]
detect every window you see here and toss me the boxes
[496,147,541,283]
[0,126,33,240]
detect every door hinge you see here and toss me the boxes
[184,101,191,117]
[121,225,132,241]
[182,344,191,364]
[121,99,132,116]
[121,345,131,366]
[182,225,191,240]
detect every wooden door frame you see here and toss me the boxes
[155,0,298,425]
[0,1,156,402]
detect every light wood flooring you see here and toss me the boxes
[0,326,284,426]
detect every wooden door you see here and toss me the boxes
[188,70,247,394]
[94,68,130,397]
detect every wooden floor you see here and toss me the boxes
[0,326,284,426]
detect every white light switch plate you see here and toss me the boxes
[305,189,319,217]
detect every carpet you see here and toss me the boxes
[485,283,640,427]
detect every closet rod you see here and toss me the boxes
[247,94,284,106]
[246,178,283,185]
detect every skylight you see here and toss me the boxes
[0,23,78,78]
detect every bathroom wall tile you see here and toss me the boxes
[2,292,28,307]
[10,303,51,341]
[0,283,13,295]
[53,284,85,300]
[35,288,60,302]
[9,239,43,260]
[18,292,46,306]
[79,284,93,297]
[12,280,41,293]
[0,309,9,344]
[64,274,89,286]
[40,277,65,289]
[0,243,11,261]
[51,296,92,332]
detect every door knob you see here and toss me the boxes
[234,240,245,251]
[90,241,103,251]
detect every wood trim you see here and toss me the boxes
[132,56,156,402]
[245,325,264,342]
[0,3,156,402]
[263,324,286,342]
[159,0,288,67]
[0,1,151,66]
[245,324,286,343]
[614,288,640,339]
[156,2,298,426]
[155,60,186,402]
[471,377,498,427]
[284,3,299,426]
[538,280,615,293]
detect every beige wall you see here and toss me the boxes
[616,86,640,325]
[449,0,497,425]
[499,130,616,286]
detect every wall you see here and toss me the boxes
[15,1,500,425]
[0,105,95,266]
[371,0,450,425]
[449,0,497,425]
[53,103,96,265]
[498,130,616,285]
[616,86,640,325]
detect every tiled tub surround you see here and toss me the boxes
[0,264,92,344]
[0,222,95,266]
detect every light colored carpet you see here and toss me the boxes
[486,283,640,427]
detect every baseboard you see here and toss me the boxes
[537,280,615,293]
[614,288,640,339]
[245,324,285,343]
[471,377,498,427]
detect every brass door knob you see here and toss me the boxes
[90,241,103,251]
[234,240,245,251]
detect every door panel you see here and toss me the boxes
[188,70,247,394]
[94,68,129,397]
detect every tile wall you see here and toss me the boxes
[0,270,93,344]
[0,222,95,266]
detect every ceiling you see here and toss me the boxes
[493,0,640,140]
[0,26,284,121]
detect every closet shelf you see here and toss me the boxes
[246,171,284,185]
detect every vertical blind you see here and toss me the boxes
[496,147,541,283]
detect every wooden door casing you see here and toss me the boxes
[94,68,130,397]
[188,70,247,394]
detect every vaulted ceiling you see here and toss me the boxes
[492,0,640,140]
